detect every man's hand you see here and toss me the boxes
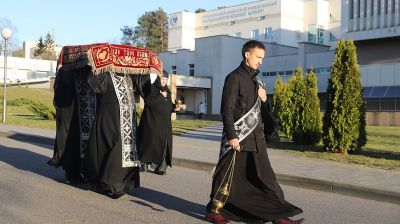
[228,138,241,151]
[258,87,268,102]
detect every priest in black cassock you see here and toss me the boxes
[205,40,304,224]
[48,66,94,184]
[85,71,150,199]
[138,70,185,175]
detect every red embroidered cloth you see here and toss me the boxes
[58,43,162,75]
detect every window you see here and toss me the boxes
[349,0,354,19]
[251,29,259,39]
[385,0,388,14]
[329,32,338,41]
[171,65,177,74]
[364,0,367,17]
[318,26,324,44]
[265,72,277,77]
[264,27,272,39]
[295,30,302,40]
[371,0,374,16]
[314,67,330,74]
[308,24,317,43]
[284,71,293,76]
[308,24,324,44]
[357,0,361,18]
[377,0,381,15]
[189,64,194,76]
[392,0,395,13]
[233,32,241,38]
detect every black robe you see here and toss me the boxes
[207,61,303,222]
[138,77,175,167]
[85,72,149,195]
[49,67,87,177]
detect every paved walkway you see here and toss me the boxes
[0,123,399,205]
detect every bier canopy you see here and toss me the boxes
[57,43,162,76]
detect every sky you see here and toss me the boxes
[0,0,250,48]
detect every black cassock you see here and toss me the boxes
[138,77,175,170]
[85,72,149,195]
[206,62,303,222]
[49,67,94,179]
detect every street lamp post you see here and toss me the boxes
[2,28,12,123]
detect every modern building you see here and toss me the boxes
[168,0,341,50]
[341,0,400,114]
[161,0,400,125]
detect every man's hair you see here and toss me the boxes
[242,40,266,59]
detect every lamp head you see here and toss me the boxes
[1,28,12,40]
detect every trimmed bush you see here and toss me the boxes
[29,101,56,120]
[273,67,322,145]
[8,98,35,106]
[289,67,307,144]
[322,39,366,153]
[273,75,293,138]
[302,70,322,145]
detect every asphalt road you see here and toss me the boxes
[0,136,399,224]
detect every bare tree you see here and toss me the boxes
[0,18,19,55]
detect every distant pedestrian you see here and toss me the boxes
[198,101,206,119]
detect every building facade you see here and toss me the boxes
[342,0,400,113]
[162,0,400,124]
[168,0,342,51]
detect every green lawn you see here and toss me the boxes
[269,126,400,170]
[0,87,56,129]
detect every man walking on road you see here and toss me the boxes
[205,40,304,224]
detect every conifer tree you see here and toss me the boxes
[273,75,293,138]
[322,39,366,153]
[302,70,322,145]
[289,67,307,144]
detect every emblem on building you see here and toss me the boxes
[170,15,178,27]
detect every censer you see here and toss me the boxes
[211,150,237,214]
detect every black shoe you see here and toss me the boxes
[47,158,58,167]
[104,190,126,199]
[64,172,85,184]
[154,170,166,175]
[140,163,149,172]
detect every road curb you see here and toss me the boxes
[1,131,399,205]
[172,158,400,205]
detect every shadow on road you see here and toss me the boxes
[0,131,54,148]
[0,144,60,179]
[0,144,91,191]
[130,187,205,221]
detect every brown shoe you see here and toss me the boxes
[273,217,305,224]
[204,211,231,224]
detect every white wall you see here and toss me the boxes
[168,12,196,51]
[0,56,57,83]
[361,62,400,86]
